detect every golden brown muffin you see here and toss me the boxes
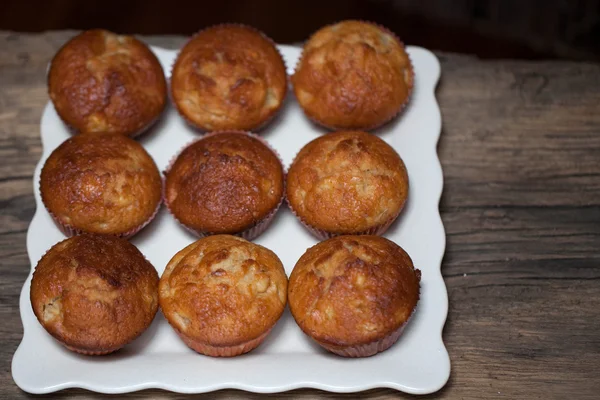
[48,29,167,136]
[159,235,287,356]
[40,133,162,238]
[287,131,408,239]
[164,131,284,239]
[288,235,420,357]
[170,24,287,131]
[292,21,413,130]
[30,234,159,355]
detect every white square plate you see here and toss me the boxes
[12,44,449,395]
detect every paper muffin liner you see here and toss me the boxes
[170,23,288,134]
[40,176,162,239]
[50,314,154,356]
[163,130,285,241]
[315,311,415,357]
[172,325,272,357]
[292,20,414,132]
[63,344,119,356]
[286,197,401,241]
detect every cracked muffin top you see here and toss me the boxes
[170,25,287,131]
[286,131,408,234]
[40,133,162,237]
[292,20,413,130]
[30,234,159,354]
[288,235,420,347]
[48,29,167,136]
[164,132,284,235]
[159,235,287,347]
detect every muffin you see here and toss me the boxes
[170,24,287,131]
[30,234,159,355]
[48,29,167,137]
[164,131,284,239]
[286,131,408,239]
[40,133,162,238]
[292,20,413,130]
[288,235,420,357]
[159,235,287,356]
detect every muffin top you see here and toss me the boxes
[40,133,162,236]
[48,29,167,136]
[30,235,159,353]
[159,235,287,347]
[288,235,420,347]
[292,20,413,130]
[165,132,284,234]
[171,25,287,131]
[287,131,408,233]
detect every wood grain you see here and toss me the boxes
[1,31,599,399]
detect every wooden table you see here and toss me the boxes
[1,31,599,399]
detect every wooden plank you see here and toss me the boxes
[0,31,599,399]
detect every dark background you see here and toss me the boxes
[1,0,600,60]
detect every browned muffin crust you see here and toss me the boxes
[288,235,420,348]
[287,131,408,234]
[159,235,287,349]
[165,132,284,234]
[48,29,167,136]
[40,133,162,236]
[171,25,287,131]
[30,235,159,354]
[292,21,413,130]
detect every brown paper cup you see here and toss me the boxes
[315,312,414,357]
[62,344,119,356]
[41,180,162,240]
[172,326,273,357]
[286,195,401,241]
